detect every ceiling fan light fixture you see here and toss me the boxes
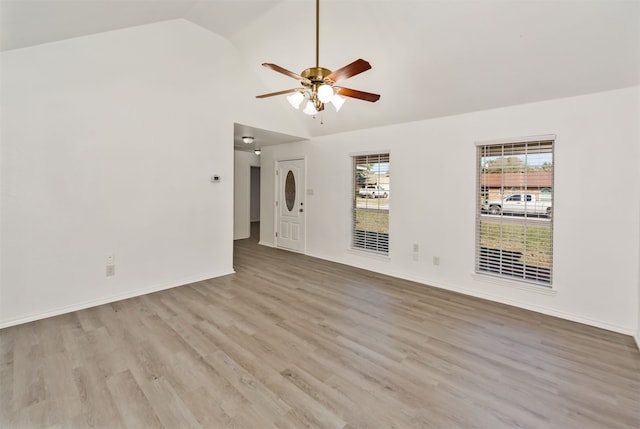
[317,84,334,103]
[287,91,305,109]
[256,0,380,118]
[242,136,254,144]
[331,94,346,111]
[303,100,318,115]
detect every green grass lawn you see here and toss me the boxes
[354,208,389,234]
[354,207,551,270]
[480,220,552,268]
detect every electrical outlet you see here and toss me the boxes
[412,243,419,253]
[106,254,114,265]
[106,265,115,277]
[433,256,440,266]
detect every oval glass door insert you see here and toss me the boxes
[285,170,296,212]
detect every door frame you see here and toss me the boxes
[274,157,306,253]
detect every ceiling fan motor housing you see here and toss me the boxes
[301,67,334,112]
[302,67,334,85]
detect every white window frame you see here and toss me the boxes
[352,152,390,255]
[475,135,555,287]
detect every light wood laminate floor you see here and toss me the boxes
[2,228,639,428]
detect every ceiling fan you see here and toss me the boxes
[256,0,380,115]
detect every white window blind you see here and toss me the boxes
[353,153,390,254]
[476,139,554,285]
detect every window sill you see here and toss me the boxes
[471,273,557,295]
[348,248,391,261]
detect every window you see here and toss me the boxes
[353,153,390,254]
[476,137,554,286]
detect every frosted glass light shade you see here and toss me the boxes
[286,91,304,109]
[331,94,346,112]
[303,100,317,115]
[317,84,334,103]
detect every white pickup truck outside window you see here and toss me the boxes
[483,193,552,217]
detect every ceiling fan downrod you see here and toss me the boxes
[315,0,320,68]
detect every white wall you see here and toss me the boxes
[260,86,640,335]
[0,20,302,327]
[234,150,260,240]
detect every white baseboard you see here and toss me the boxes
[305,250,636,337]
[434,278,635,336]
[399,273,636,336]
[0,269,235,329]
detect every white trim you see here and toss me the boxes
[273,159,279,248]
[305,249,635,336]
[475,134,557,146]
[349,149,392,157]
[0,269,235,329]
[475,138,555,287]
[419,276,635,336]
[351,152,390,256]
[347,248,391,261]
[274,157,306,163]
[471,273,558,294]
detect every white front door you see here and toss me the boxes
[276,159,305,252]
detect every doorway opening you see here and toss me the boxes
[250,166,261,242]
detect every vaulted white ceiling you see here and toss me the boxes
[2,0,639,141]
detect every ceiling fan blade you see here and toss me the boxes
[262,63,311,85]
[326,59,372,83]
[256,88,300,99]
[335,87,380,103]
